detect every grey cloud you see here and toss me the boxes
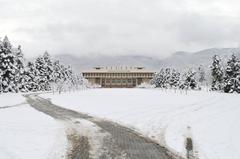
[1,0,240,58]
[174,13,240,48]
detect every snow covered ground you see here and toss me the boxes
[42,88,240,159]
[0,93,26,108]
[0,94,67,159]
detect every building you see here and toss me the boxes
[82,66,155,88]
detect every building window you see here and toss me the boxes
[102,79,105,84]
[137,78,142,85]
[95,78,100,84]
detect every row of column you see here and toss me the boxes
[97,78,142,88]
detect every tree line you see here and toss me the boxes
[151,54,240,93]
[211,54,240,93]
[0,36,85,93]
[150,67,205,90]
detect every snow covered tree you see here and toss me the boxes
[169,69,180,88]
[223,54,240,93]
[0,69,3,93]
[43,51,54,84]
[52,60,62,82]
[210,55,224,91]
[0,36,19,92]
[35,51,54,91]
[52,62,63,93]
[35,55,48,91]
[151,68,170,88]
[14,45,27,92]
[0,36,85,93]
[180,69,197,90]
[25,61,39,91]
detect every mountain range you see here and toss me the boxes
[55,48,240,71]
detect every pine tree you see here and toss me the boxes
[25,61,39,91]
[181,69,197,90]
[151,68,173,88]
[0,36,85,93]
[43,52,54,81]
[52,60,62,82]
[169,69,180,88]
[35,52,54,91]
[0,36,18,92]
[35,56,47,91]
[210,55,223,91]
[152,69,165,88]
[0,67,3,93]
[52,60,65,93]
[223,54,240,93]
[14,45,27,92]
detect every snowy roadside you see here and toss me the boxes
[41,88,240,159]
[0,93,26,108]
[0,94,67,159]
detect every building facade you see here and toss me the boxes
[82,66,155,88]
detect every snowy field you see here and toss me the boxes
[0,94,66,159]
[43,88,240,159]
[0,93,26,108]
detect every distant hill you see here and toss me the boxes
[55,54,161,71]
[160,48,240,69]
[55,48,240,71]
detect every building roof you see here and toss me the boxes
[82,66,156,73]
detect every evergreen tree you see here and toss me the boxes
[35,52,54,91]
[35,56,48,91]
[210,55,223,91]
[169,69,180,88]
[52,60,62,82]
[0,36,85,93]
[43,51,54,82]
[0,36,18,92]
[181,69,197,90]
[223,54,240,93]
[14,45,27,92]
[152,69,165,88]
[25,61,39,91]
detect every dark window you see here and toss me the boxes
[137,78,142,85]
[95,78,100,84]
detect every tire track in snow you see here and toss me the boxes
[0,102,27,109]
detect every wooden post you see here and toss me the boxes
[186,137,193,159]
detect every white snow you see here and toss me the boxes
[42,88,240,159]
[0,94,67,159]
[0,93,25,107]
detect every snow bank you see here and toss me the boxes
[43,88,240,159]
[0,93,25,107]
[0,104,67,159]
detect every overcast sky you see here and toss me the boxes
[1,0,240,58]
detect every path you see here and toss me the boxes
[25,94,181,159]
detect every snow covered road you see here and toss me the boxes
[26,94,178,159]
